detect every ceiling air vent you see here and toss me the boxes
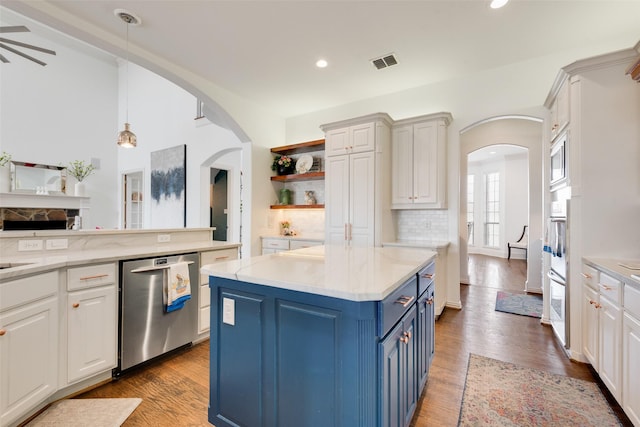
[371,53,398,70]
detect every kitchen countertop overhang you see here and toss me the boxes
[0,239,240,281]
[201,244,437,302]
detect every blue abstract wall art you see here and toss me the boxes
[150,144,186,228]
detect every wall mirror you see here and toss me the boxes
[10,161,67,194]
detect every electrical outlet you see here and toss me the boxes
[46,239,68,250]
[424,221,432,230]
[157,234,171,243]
[18,239,44,251]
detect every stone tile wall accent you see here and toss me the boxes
[0,208,79,230]
[396,209,449,241]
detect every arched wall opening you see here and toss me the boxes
[459,116,544,293]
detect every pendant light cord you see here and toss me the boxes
[125,21,129,124]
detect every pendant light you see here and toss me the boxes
[115,9,141,148]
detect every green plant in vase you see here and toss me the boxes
[272,155,294,175]
[67,160,95,196]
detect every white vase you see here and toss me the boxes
[0,166,10,193]
[74,182,86,197]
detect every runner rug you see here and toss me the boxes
[27,398,142,427]
[458,354,621,426]
[495,290,543,318]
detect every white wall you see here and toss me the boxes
[116,62,245,238]
[0,18,119,229]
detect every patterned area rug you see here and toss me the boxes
[495,291,542,318]
[458,354,621,426]
[27,398,142,426]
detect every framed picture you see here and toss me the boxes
[150,144,186,228]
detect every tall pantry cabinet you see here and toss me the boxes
[321,113,395,246]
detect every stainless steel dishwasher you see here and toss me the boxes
[116,253,199,375]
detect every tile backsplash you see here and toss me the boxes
[395,210,448,241]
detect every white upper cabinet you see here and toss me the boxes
[548,77,569,141]
[325,121,376,157]
[391,113,452,209]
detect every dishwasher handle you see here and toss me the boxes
[130,260,194,273]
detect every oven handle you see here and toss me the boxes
[547,270,566,286]
[130,260,194,273]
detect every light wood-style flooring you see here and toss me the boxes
[76,254,630,426]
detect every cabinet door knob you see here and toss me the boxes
[427,298,434,305]
[72,302,80,308]
[594,303,602,309]
[399,336,408,344]
[403,331,412,340]
[0,329,6,336]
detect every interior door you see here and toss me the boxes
[123,171,144,229]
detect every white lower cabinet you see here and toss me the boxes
[0,271,58,427]
[65,263,117,385]
[598,294,621,401]
[582,283,599,367]
[199,248,239,333]
[261,237,323,255]
[66,285,117,383]
[623,284,640,427]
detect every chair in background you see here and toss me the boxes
[508,225,528,260]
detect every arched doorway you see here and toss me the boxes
[459,116,543,293]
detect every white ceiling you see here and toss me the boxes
[2,0,640,118]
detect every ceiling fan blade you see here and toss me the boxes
[0,53,9,63]
[0,37,56,55]
[0,42,46,66]
[0,26,29,34]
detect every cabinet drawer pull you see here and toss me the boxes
[215,256,230,261]
[598,283,613,291]
[80,274,109,281]
[595,303,602,309]
[427,298,434,305]
[399,336,408,344]
[0,329,6,336]
[403,331,412,340]
[72,302,80,308]
[581,273,592,279]
[421,273,433,279]
[395,295,415,307]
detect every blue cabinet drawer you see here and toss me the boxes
[379,275,418,338]
[417,261,435,297]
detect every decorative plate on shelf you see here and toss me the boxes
[295,154,313,174]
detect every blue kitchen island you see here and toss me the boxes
[201,244,437,427]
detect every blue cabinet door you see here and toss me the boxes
[417,283,434,395]
[381,305,417,427]
[275,299,342,426]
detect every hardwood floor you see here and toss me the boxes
[76,254,630,426]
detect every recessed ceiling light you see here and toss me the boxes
[490,0,509,9]
[316,59,328,68]
[489,151,497,155]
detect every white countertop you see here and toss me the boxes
[0,240,240,281]
[201,244,437,302]
[583,257,640,289]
